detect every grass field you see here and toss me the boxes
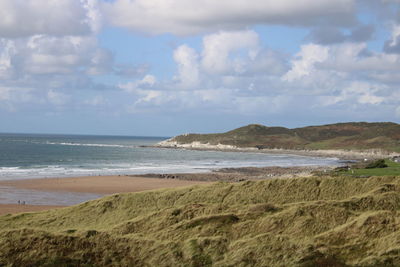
[2,175,400,266]
[339,159,400,177]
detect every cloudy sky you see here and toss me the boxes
[0,0,399,136]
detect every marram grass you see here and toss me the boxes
[2,175,400,266]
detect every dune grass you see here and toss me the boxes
[1,175,400,266]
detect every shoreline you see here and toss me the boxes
[0,175,211,195]
[0,175,211,215]
[0,164,336,215]
[153,142,399,160]
[133,165,336,182]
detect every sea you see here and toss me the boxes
[0,133,341,205]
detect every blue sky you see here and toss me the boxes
[0,0,399,136]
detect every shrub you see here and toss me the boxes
[365,159,388,169]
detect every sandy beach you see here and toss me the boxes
[0,165,336,215]
[0,175,210,214]
[0,175,211,194]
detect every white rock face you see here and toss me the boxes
[155,138,244,151]
[156,139,250,150]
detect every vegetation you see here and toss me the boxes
[170,122,400,152]
[366,159,388,169]
[2,175,400,266]
[336,159,400,177]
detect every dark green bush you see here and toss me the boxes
[365,159,388,169]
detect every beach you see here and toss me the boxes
[0,175,211,194]
[0,165,336,215]
[0,175,211,215]
[155,142,398,160]
[0,133,348,215]
[0,133,341,181]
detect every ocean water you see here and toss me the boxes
[0,133,341,181]
[0,133,342,205]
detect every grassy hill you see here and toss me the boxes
[167,122,400,152]
[2,175,400,266]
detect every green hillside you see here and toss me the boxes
[169,122,400,152]
[2,175,400,266]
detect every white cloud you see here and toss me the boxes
[1,0,397,125]
[136,90,163,103]
[82,0,103,33]
[121,30,292,114]
[0,0,100,38]
[384,24,400,53]
[86,48,113,75]
[201,30,260,74]
[0,0,114,108]
[141,75,157,86]
[120,75,157,93]
[0,35,112,78]
[0,0,110,106]
[0,86,38,111]
[173,45,200,88]
[283,44,329,82]
[320,80,386,107]
[389,25,400,47]
[247,49,288,76]
[103,0,356,35]
[347,82,385,105]
[283,42,400,98]
[358,94,384,105]
[121,29,400,119]
[280,42,400,115]
[322,43,400,73]
[0,39,16,79]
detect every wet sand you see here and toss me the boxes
[0,175,210,194]
[0,176,210,215]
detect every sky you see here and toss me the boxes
[0,0,400,136]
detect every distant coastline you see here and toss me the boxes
[154,139,399,161]
[154,122,400,160]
